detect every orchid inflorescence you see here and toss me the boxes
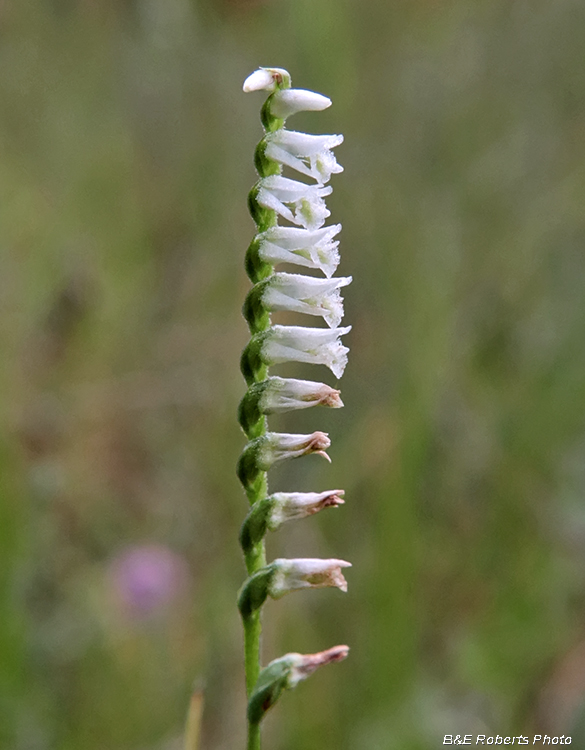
[238,67,350,749]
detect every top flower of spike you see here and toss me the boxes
[243,67,333,123]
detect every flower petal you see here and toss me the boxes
[270,89,332,119]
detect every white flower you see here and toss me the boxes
[256,175,331,230]
[270,89,332,119]
[257,225,341,278]
[269,558,351,597]
[260,377,343,413]
[258,432,331,469]
[262,272,351,328]
[262,324,351,378]
[265,130,343,185]
[243,67,291,93]
[268,490,345,530]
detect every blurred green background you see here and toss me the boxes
[2,1,585,748]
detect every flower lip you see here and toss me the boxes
[260,224,341,248]
[260,175,332,199]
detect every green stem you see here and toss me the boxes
[242,471,267,694]
[240,125,285,747]
[247,721,261,750]
[243,610,262,696]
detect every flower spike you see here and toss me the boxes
[238,67,351,744]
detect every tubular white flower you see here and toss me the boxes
[268,490,345,530]
[257,225,341,278]
[265,130,343,185]
[247,646,349,724]
[261,324,351,379]
[270,89,332,119]
[260,376,343,413]
[243,67,291,93]
[256,175,332,231]
[268,558,351,597]
[259,432,331,468]
[262,272,351,328]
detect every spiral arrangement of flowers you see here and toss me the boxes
[238,67,350,750]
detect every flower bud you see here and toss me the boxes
[243,67,291,93]
[270,88,332,119]
[247,646,349,725]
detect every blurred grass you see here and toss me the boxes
[2,0,585,748]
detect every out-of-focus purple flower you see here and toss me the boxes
[109,544,189,618]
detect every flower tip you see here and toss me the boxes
[321,490,345,509]
[298,644,350,672]
[330,558,351,592]
[286,644,350,687]
[323,644,350,663]
[323,388,343,408]
[243,69,271,92]
[309,430,331,462]
[310,431,331,452]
